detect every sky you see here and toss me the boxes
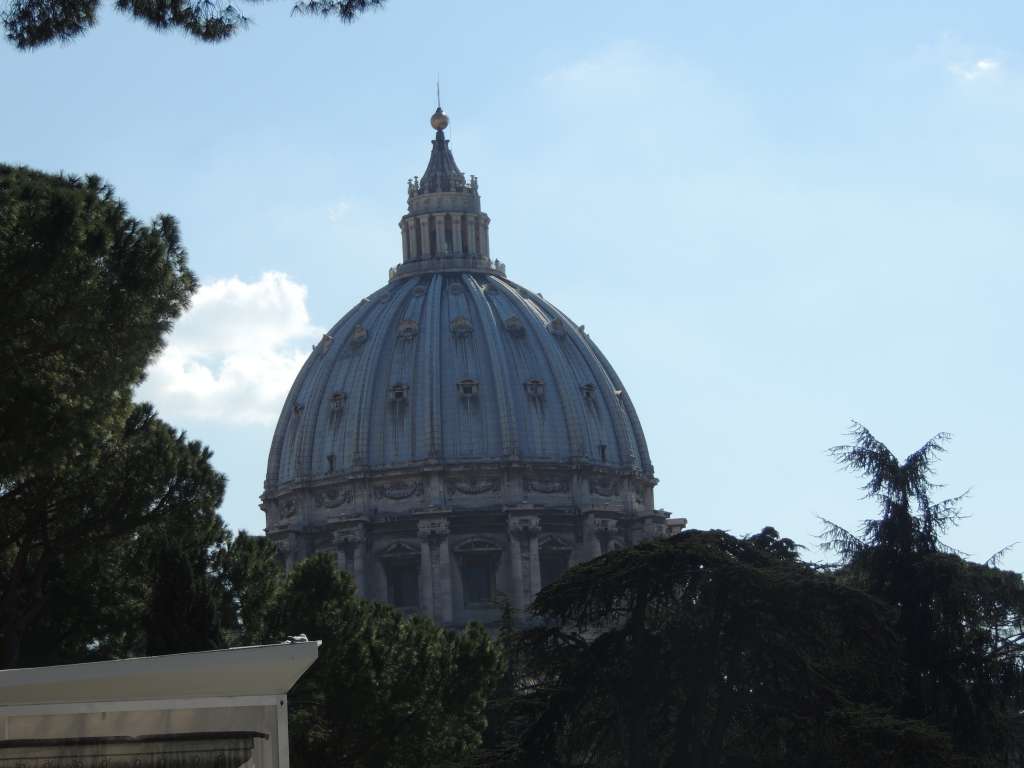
[4,0,1023,568]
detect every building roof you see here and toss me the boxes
[0,642,320,706]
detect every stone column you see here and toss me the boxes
[438,534,453,624]
[507,531,524,612]
[275,535,295,570]
[482,219,490,259]
[333,523,367,597]
[419,216,431,258]
[352,539,366,596]
[584,514,602,559]
[528,533,542,600]
[466,214,478,255]
[509,514,541,606]
[417,534,434,618]
[452,213,464,255]
[434,215,447,256]
[588,516,618,558]
[418,516,451,622]
[401,219,413,262]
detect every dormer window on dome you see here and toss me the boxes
[504,316,525,337]
[397,319,419,340]
[389,383,409,403]
[350,325,368,348]
[450,316,473,338]
[525,379,545,399]
[458,379,479,398]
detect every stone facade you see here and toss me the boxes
[263,107,668,626]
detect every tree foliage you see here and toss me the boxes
[0,402,228,666]
[1,0,384,48]
[9,468,276,666]
[269,554,502,768]
[824,422,1024,762]
[0,165,224,667]
[497,527,959,768]
[0,165,194,477]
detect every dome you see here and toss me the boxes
[263,107,666,627]
[266,273,653,485]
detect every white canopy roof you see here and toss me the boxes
[0,642,320,706]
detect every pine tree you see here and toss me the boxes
[2,0,384,48]
[824,422,1024,761]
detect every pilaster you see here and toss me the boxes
[509,513,542,606]
[434,214,446,256]
[419,216,431,258]
[466,214,478,255]
[452,213,464,255]
[588,515,618,557]
[418,515,452,623]
[333,522,367,596]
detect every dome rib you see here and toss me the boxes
[466,275,518,459]
[583,334,654,475]
[265,274,656,488]
[425,274,444,459]
[353,283,415,468]
[506,284,587,461]
[536,295,639,470]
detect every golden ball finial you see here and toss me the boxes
[430,107,449,132]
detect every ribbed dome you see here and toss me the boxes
[262,106,664,627]
[265,273,653,488]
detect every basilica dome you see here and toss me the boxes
[263,108,665,626]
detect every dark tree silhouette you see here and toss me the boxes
[824,422,1024,761]
[0,165,225,667]
[268,554,502,768]
[505,528,958,768]
[144,539,222,656]
[2,0,383,49]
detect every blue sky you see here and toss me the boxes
[4,0,1022,567]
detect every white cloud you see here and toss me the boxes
[327,200,351,222]
[949,58,1001,81]
[138,272,321,425]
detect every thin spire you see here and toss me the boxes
[436,77,441,110]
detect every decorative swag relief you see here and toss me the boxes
[373,481,424,500]
[447,477,499,495]
[524,478,567,494]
